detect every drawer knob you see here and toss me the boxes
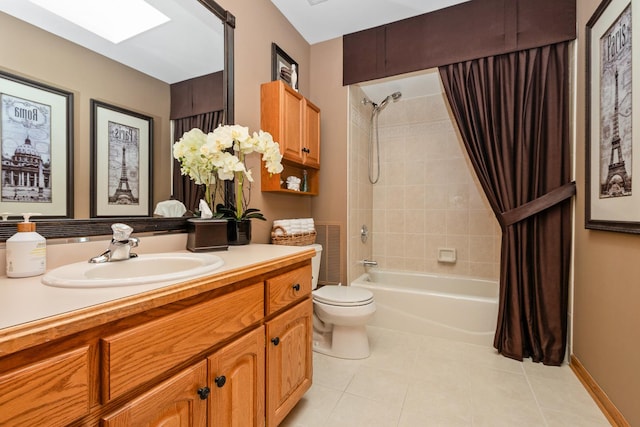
[215,376,226,388]
[292,283,301,291]
[197,386,210,400]
[271,337,280,346]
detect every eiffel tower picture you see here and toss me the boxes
[602,69,631,198]
[109,146,138,204]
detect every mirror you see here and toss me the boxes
[0,0,234,241]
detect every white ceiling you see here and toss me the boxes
[1,0,467,93]
[0,0,224,84]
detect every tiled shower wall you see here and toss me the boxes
[347,86,374,284]
[348,82,501,283]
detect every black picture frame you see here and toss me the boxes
[271,43,299,91]
[585,0,639,233]
[0,70,74,218]
[90,100,153,218]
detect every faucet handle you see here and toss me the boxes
[111,223,133,241]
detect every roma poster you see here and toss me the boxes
[599,4,632,198]
[1,94,52,203]
[107,121,140,206]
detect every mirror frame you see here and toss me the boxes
[0,0,234,242]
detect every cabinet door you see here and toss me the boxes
[303,99,320,168]
[281,85,304,163]
[266,298,313,427]
[208,327,265,427]
[102,361,208,427]
[0,346,90,427]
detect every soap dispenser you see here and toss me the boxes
[6,213,46,278]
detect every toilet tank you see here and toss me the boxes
[308,244,322,290]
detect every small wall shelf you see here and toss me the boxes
[260,80,320,196]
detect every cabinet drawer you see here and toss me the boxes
[266,264,311,315]
[0,346,90,427]
[102,282,264,401]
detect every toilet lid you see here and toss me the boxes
[313,286,374,307]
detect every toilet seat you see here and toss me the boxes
[313,286,374,307]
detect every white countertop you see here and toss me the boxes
[0,241,313,331]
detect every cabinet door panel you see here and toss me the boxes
[0,346,90,427]
[102,361,207,427]
[281,87,304,163]
[266,298,312,426]
[303,100,320,168]
[208,327,265,427]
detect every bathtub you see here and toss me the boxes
[351,270,499,346]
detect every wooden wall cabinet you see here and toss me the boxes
[261,80,320,195]
[0,260,313,427]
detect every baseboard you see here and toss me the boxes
[570,354,630,427]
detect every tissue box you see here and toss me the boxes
[186,219,229,252]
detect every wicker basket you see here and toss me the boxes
[271,225,316,246]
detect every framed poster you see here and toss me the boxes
[0,70,73,218]
[271,43,298,91]
[586,0,640,233]
[90,100,153,217]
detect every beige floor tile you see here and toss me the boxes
[527,373,608,420]
[279,384,342,427]
[287,326,607,427]
[402,380,472,422]
[326,393,402,427]
[345,365,410,406]
[312,352,360,392]
[542,407,611,427]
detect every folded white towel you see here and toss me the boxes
[154,200,187,217]
[273,218,316,235]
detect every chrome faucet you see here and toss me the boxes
[89,223,139,263]
[360,259,378,267]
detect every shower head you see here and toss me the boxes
[376,91,402,112]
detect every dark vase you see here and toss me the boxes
[227,219,251,245]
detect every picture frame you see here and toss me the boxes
[271,43,299,91]
[586,0,640,233]
[90,100,153,218]
[0,70,73,218]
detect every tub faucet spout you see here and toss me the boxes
[360,259,378,267]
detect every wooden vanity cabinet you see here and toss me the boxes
[0,257,313,427]
[260,80,320,195]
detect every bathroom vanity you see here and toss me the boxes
[0,244,314,427]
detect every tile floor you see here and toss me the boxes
[281,326,610,427]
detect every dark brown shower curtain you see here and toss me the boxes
[439,41,574,365]
[172,110,224,213]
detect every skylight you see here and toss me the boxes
[28,0,170,44]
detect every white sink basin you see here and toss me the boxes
[42,253,224,288]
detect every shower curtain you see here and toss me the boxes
[439,41,574,366]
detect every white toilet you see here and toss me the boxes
[308,244,376,359]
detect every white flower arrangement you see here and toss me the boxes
[173,124,283,220]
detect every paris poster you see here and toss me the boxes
[90,100,152,217]
[586,0,640,233]
[107,121,140,206]
[599,3,632,199]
